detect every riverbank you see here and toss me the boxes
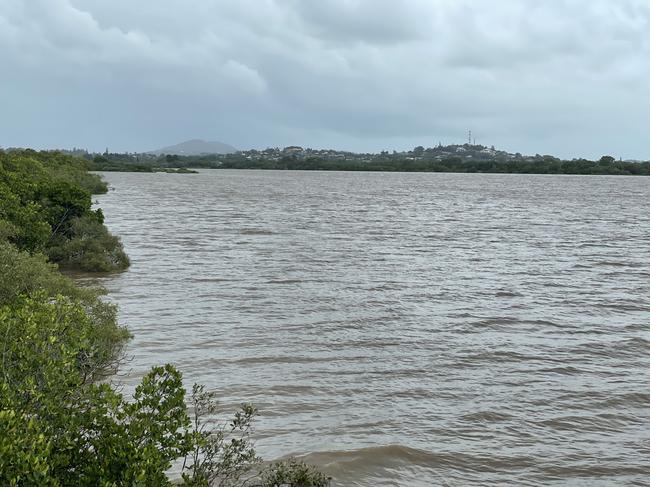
[90,158,198,173]
[0,150,329,486]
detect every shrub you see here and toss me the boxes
[0,150,127,272]
[0,295,194,485]
[47,215,130,272]
[181,385,260,487]
[260,459,332,487]
[0,241,129,379]
[0,293,259,486]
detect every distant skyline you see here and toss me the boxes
[2,0,649,159]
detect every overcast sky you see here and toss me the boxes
[1,0,649,158]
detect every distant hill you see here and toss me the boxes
[148,139,237,155]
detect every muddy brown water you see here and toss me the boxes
[86,170,650,486]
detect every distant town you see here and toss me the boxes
[37,136,643,165]
[4,139,649,175]
[230,143,515,163]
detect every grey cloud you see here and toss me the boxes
[1,0,649,158]
[284,0,435,45]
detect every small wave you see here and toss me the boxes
[297,444,447,468]
[592,261,634,267]
[192,277,234,283]
[495,291,523,297]
[290,445,538,486]
[227,355,331,365]
[600,392,650,408]
[534,366,584,375]
[593,302,650,312]
[460,411,514,422]
[239,228,275,235]
[536,413,640,433]
[266,279,306,284]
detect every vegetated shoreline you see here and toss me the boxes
[90,161,199,173]
[0,149,330,486]
[90,153,650,176]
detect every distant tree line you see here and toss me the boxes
[90,155,197,173]
[90,152,650,175]
[213,154,650,175]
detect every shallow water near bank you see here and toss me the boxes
[87,170,650,486]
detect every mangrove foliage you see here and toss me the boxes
[0,149,327,486]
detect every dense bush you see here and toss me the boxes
[260,459,332,487]
[0,150,125,272]
[47,215,130,272]
[0,242,129,379]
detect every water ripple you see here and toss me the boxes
[88,171,650,486]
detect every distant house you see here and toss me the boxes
[283,146,304,155]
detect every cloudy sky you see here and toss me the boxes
[1,0,649,158]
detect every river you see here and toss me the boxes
[91,170,650,486]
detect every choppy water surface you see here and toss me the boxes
[93,170,650,486]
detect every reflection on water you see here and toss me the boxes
[88,170,650,486]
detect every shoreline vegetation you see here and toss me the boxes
[85,149,650,176]
[91,159,198,173]
[0,149,329,486]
